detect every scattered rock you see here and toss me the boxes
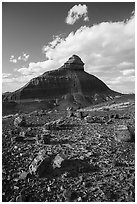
[44,118,65,130]
[110,114,115,118]
[115,114,119,119]
[15,136,24,142]
[19,171,28,180]
[2,98,135,202]
[25,128,35,137]
[106,118,113,124]
[16,194,23,202]
[85,116,105,124]
[29,150,46,175]
[2,114,13,120]
[36,156,53,178]
[114,125,135,142]
[14,185,19,190]
[63,189,72,201]
[40,128,51,144]
[14,115,26,127]
[42,134,51,144]
[47,186,51,192]
[70,190,79,201]
[75,111,86,119]
[103,107,110,111]
[53,154,64,169]
[127,124,135,142]
[114,160,128,167]
[67,107,74,117]
[63,189,79,201]
[24,137,36,142]
[19,131,25,137]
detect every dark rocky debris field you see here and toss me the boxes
[2,99,135,202]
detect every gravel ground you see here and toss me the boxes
[2,102,135,202]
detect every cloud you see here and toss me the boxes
[2,74,33,92]
[121,69,135,76]
[10,55,14,59]
[9,52,30,64]
[117,61,134,69]
[5,13,135,94]
[65,4,89,25]
[2,73,12,78]
[18,53,30,62]
[9,56,17,63]
[18,56,21,60]
[17,60,58,76]
[42,36,63,57]
[43,13,135,93]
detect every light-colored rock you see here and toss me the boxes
[19,171,28,180]
[114,125,134,142]
[14,115,26,127]
[29,150,46,174]
[53,154,64,168]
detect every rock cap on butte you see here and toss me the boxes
[61,55,84,71]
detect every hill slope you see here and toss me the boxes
[3,55,121,110]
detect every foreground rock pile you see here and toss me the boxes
[2,102,135,202]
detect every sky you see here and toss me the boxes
[2,2,135,94]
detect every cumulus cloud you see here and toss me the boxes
[9,55,17,63]
[9,52,30,64]
[18,53,30,62]
[17,60,58,76]
[65,4,89,25]
[42,13,135,93]
[2,74,33,92]
[5,13,135,94]
[42,36,63,58]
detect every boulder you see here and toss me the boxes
[84,116,94,123]
[36,157,53,178]
[53,154,65,169]
[14,117,22,127]
[14,115,26,127]
[29,150,46,175]
[29,151,100,178]
[114,125,135,142]
[16,194,23,202]
[19,131,25,137]
[44,119,65,130]
[75,111,85,119]
[85,115,105,124]
[19,171,28,180]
